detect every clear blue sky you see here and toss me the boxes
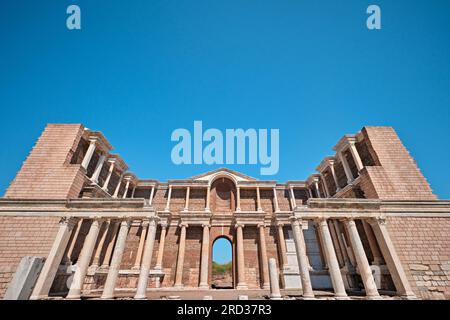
[213,238,232,264]
[1,1,449,198]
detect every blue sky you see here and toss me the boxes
[213,238,232,264]
[1,1,449,199]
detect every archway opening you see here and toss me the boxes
[211,237,233,289]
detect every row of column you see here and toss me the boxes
[80,137,134,198]
[165,185,303,212]
[30,215,415,300]
[290,217,415,299]
[30,216,162,300]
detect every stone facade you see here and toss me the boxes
[0,124,449,300]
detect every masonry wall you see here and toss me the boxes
[387,217,450,299]
[0,216,60,298]
[359,127,437,200]
[4,124,86,199]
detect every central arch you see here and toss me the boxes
[210,178,236,213]
[210,236,234,289]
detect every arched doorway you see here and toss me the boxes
[210,178,236,213]
[211,237,234,289]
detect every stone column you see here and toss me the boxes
[277,224,288,269]
[235,224,247,289]
[30,217,78,300]
[148,186,155,206]
[112,173,124,198]
[368,218,416,299]
[164,186,172,212]
[273,188,280,213]
[328,220,345,267]
[102,160,115,191]
[100,221,120,268]
[174,223,188,288]
[154,223,167,270]
[122,179,131,199]
[338,151,354,184]
[131,186,136,198]
[81,138,97,170]
[205,186,211,212]
[134,218,158,299]
[236,186,241,212]
[258,224,270,289]
[289,186,297,209]
[348,140,364,172]
[199,224,210,289]
[256,187,263,212]
[332,220,351,267]
[328,161,340,192]
[90,219,111,268]
[101,219,130,299]
[343,219,380,298]
[362,220,383,265]
[67,218,102,299]
[90,154,106,184]
[307,188,313,198]
[320,174,330,198]
[132,220,149,269]
[64,219,83,264]
[314,181,321,198]
[268,258,282,300]
[183,186,190,212]
[317,218,348,299]
[290,217,314,298]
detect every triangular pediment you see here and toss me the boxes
[190,168,257,182]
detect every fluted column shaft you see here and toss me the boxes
[101,219,130,299]
[317,219,348,298]
[133,221,149,269]
[67,219,102,299]
[155,224,167,270]
[134,218,158,299]
[174,223,188,288]
[199,224,210,288]
[290,217,314,298]
[30,217,77,300]
[344,219,380,298]
[258,224,270,289]
[236,224,247,289]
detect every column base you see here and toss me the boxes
[401,294,418,300]
[334,294,350,300]
[173,284,184,290]
[65,294,81,300]
[262,284,270,290]
[100,294,114,300]
[366,294,383,300]
[29,294,47,300]
[236,283,248,290]
[133,294,148,300]
[270,295,282,300]
[131,266,141,270]
[199,284,210,289]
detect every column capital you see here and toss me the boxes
[289,216,302,224]
[140,220,150,227]
[179,222,189,228]
[159,221,168,228]
[202,223,211,228]
[257,223,266,228]
[235,223,245,229]
[315,217,329,225]
[367,217,386,227]
[59,216,78,228]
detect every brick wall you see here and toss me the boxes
[387,217,450,299]
[360,127,436,200]
[0,216,60,298]
[4,124,86,199]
